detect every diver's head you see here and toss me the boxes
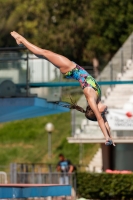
[85,105,97,121]
[85,103,108,121]
[69,97,107,122]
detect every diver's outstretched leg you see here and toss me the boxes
[10,31,75,73]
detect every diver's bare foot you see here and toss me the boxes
[10,31,24,45]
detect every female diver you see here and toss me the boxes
[10,31,115,146]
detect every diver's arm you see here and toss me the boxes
[104,119,115,146]
[87,97,110,141]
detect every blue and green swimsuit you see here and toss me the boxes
[64,65,101,99]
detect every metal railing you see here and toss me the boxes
[9,163,77,193]
[16,172,75,185]
[0,47,61,100]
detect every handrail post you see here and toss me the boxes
[121,48,124,74]
[71,110,76,136]
[110,61,113,88]
[131,35,133,60]
[26,51,30,96]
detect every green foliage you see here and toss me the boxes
[1,0,133,65]
[87,0,133,62]
[77,173,133,199]
[43,0,91,64]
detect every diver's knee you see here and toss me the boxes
[42,49,49,56]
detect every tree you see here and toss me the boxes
[0,0,92,65]
[38,0,92,65]
[86,0,133,64]
[0,0,133,66]
[0,0,48,47]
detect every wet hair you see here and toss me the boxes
[69,97,97,121]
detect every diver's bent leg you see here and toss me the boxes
[11,31,75,73]
[41,49,75,72]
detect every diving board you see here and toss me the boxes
[0,184,71,198]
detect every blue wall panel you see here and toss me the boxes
[0,185,71,198]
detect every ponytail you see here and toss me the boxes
[69,97,97,121]
[69,96,86,113]
[59,96,97,121]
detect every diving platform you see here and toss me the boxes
[0,97,69,122]
[0,184,71,198]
